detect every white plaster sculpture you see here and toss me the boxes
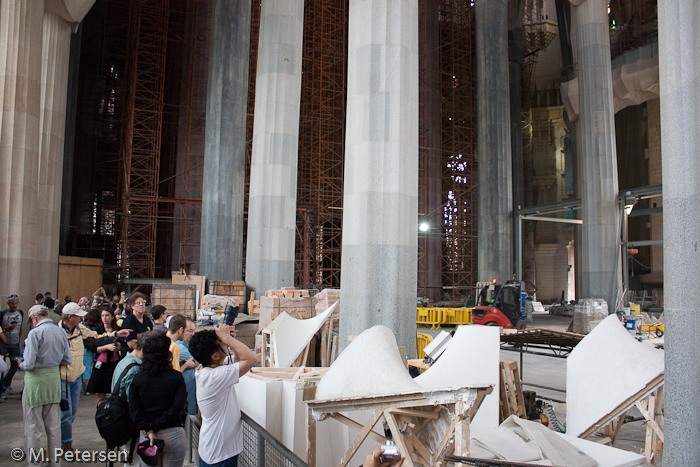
[267,301,338,368]
[415,324,500,435]
[566,314,664,437]
[315,325,424,401]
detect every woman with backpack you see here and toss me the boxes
[129,332,186,466]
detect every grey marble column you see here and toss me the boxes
[339,0,419,356]
[570,0,620,310]
[476,0,513,283]
[0,0,44,305]
[200,0,251,281]
[658,1,700,464]
[37,11,73,293]
[245,0,304,295]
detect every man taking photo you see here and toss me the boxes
[189,323,259,467]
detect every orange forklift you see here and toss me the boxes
[472,280,527,330]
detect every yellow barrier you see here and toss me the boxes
[416,332,433,359]
[416,307,472,327]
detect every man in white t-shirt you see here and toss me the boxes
[189,324,259,467]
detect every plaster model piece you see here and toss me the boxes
[415,324,500,435]
[566,314,664,438]
[267,301,338,368]
[315,325,424,401]
[471,416,644,467]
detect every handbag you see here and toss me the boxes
[137,438,164,466]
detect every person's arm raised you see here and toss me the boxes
[215,324,259,377]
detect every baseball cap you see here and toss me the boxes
[62,302,87,317]
[28,305,48,318]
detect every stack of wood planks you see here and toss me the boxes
[315,289,340,367]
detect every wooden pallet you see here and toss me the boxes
[499,361,526,423]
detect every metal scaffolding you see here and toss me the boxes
[119,0,170,280]
[295,0,348,290]
[437,1,478,303]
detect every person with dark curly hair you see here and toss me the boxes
[86,308,122,402]
[129,332,186,466]
[189,324,259,467]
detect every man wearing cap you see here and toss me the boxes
[1,294,23,399]
[59,302,129,450]
[16,305,71,467]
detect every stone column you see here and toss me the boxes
[569,0,620,310]
[245,0,305,295]
[200,0,251,281]
[476,0,513,283]
[658,1,700,463]
[37,12,72,293]
[339,0,419,355]
[0,0,45,304]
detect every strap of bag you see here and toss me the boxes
[111,362,139,396]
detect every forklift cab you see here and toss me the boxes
[473,280,525,329]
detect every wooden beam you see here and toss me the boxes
[328,413,386,444]
[337,408,384,467]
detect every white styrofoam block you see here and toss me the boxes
[415,325,500,435]
[566,314,664,437]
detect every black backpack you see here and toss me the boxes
[95,362,139,451]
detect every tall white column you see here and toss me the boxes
[476,0,513,283]
[570,0,620,310]
[339,0,419,355]
[658,1,700,464]
[245,0,305,295]
[37,11,72,294]
[0,0,45,304]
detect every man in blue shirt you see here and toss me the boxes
[175,318,197,415]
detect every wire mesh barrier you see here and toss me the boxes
[186,411,309,467]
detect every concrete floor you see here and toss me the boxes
[0,313,656,465]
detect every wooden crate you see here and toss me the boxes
[208,280,246,296]
[258,296,318,330]
[152,284,197,319]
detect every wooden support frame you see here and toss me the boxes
[499,361,526,422]
[305,386,492,467]
[579,374,664,464]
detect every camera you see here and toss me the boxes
[379,440,401,463]
[223,304,239,326]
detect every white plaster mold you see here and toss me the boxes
[265,301,338,368]
[415,324,500,435]
[566,314,664,438]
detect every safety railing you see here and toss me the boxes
[416,307,472,328]
[186,411,308,467]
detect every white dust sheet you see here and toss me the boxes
[566,314,664,437]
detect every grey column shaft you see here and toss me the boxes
[340,0,419,356]
[245,0,305,296]
[476,0,513,283]
[37,12,72,294]
[200,0,251,281]
[659,1,700,464]
[0,0,44,305]
[570,0,620,310]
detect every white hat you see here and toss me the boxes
[62,302,87,317]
